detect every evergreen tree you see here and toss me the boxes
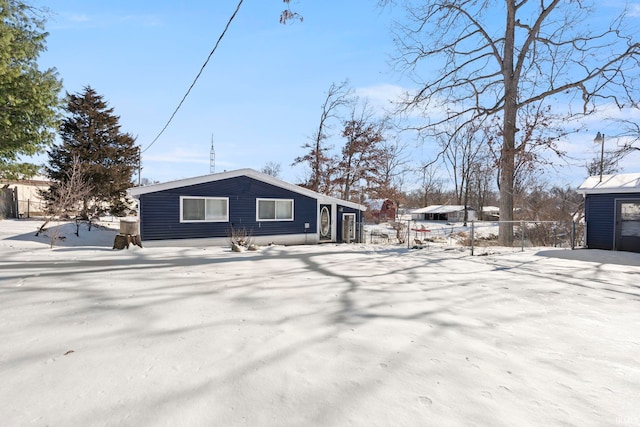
[0,0,62,178]
[44,86,138,216]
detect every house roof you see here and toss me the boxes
[127,168,366,211]
[482,206,500,213]
[0,175,51,186]
[411,205,475,214]
[577,173,640,195]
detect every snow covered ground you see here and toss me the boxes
[1,218,639,426]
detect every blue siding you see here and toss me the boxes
[584,192,640,249]
[336,204,365,243]
[139,176,318,241]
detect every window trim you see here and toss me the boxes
[180,196,229,223]
[256,198,294,221]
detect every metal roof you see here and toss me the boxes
[127,168,367,211]
[577,173,640,195]
[411,205,475,214]
[481,206,500,212]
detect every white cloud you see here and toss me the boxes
[628,3,640,17]
[353,83,407,117]
[52,12,162,29]
[355,83,406,105]
[354,83,449,122]
[68,14,89,23]
[118,14,163,27]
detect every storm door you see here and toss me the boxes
[342,213,356,243]
[319,205,332,241]
[615,199,640,253]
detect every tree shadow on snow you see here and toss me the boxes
[535,248,640,267]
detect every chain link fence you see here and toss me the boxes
[366,220,584,254]
[1,198,48,219]
[466,220,583,255]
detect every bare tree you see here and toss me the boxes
[614,119,640,157]
[441,124,479,199]
[37,156,93,247]
[439,121,490,224]
[385,0,640,244]
[467,155,497,221]
[140,177,159,186]
[293,80,353,194]
[585,152,620,178]
[485,102,569,198]
[369,133,411,197]
[419,162,444,208]
[261,162,282,178]
[514,182,583,246]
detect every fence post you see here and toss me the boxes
[571,221,576,250]
[12,187,18,218]
[470,220,475,256]
[521,220,525,252]
[407,219,410,249]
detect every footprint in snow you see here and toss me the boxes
[418,396,432,405]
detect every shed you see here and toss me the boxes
[410,205,477,222]
[378,199,397,222]
[577,173,640,253]
[127,168,367,246]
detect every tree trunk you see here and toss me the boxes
[463,178,470,226]
[499,141,515,245]
[312,142,321,192]
[343,180,351,201]
[499,1,517,246]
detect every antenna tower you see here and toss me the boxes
[210,134,215,174]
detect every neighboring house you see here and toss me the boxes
[377,199,397,223]
[577,173,640,253]
[0,176,50,218]
[127,168,367,246]
[480,206,500,221]
[410,205,477,222]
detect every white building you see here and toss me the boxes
[410,205,477,222]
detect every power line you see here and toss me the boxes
[141,0,244,154]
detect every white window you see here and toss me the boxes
[180,196,229,222]
[257,198,294,221]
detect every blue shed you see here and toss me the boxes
[577,173,640,253]
[127,168,367,246]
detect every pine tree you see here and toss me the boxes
[0,0,62,178]
[44,86,138,217]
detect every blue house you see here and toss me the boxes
[127,168,367,246]
[577,173,640,253]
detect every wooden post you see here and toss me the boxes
[113,219,143,250]
[470,221,475,256]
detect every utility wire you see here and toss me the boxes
[141,0,244,154]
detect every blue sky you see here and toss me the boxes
[31,0,640,189]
